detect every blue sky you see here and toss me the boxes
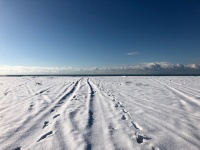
[0,0,200,74]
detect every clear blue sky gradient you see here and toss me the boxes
[0,0,200,68]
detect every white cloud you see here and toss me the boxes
[0,62,200,75]
[126,52,139,56]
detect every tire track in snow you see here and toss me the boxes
[87,78,136,150]
[0,81,65,114]
[2,76,200,150]
[0,78,81,149]
[53,78,90,150]
[86,78,95,129]
[84,78,95,150]
[159,78,200,101]
[153,78,200,107]
[113,84,200,123]
[158,77,200,94]
[93,77,158,148]
[113,83,200,149]
[85,78,117,150]
[33,78,84,150]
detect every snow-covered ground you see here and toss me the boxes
[0,76,200,150]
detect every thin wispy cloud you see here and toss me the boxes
[0,63,200,75]
[126,52,139,56]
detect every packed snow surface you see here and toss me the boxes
[0,76,200,150]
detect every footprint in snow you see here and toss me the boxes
[54,105,60,108]
[131,121,143,130]
[37,131,53,142]
[121,115,127,120]
[28,104,34,110]
[121,109,132,118]
[53,114,60,119]
[13,147,21,150]
[108,126,115,130]
[122,109,127,113]
[152,146,160,150]
[117,102,123,107]
[135,132,151,144]
[108,126,116,134]
[43,121,49,129]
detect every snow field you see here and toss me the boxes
[0,76,200,150]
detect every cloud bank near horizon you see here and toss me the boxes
[0,62,200,75]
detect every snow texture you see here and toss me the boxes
[0,76,200,150]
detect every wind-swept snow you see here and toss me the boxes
[0,76,200,150]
